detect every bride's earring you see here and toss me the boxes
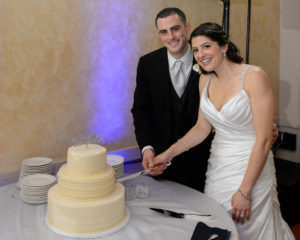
[223,53,226,57]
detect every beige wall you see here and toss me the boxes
[0,0,280,173]
[279,0,300,128]
[275,0,300,164]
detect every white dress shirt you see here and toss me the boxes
[168,45,193,97]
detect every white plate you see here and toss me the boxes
[22,198,47,204]
[23,164,53,169]
[22,157,53,167]
[21,174,56,187]
[22,169,53,174]
[21,195,48,201]
[113,167,124,172]
[107,155,124,166]
[21,193,48,198]
[112,165,124,169]
[21,186,54,192]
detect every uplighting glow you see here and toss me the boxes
[86,2,138,145]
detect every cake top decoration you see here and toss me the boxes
[72,133,104,147]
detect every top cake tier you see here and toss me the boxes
[67,144,107,175]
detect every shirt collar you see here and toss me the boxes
[168,44,193,70]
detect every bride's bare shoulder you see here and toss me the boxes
[244,65,271,95]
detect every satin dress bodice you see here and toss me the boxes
[199,65,294,240]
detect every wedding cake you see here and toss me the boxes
[46,144,126,235]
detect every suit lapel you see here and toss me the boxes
[189,58,200,84]
[185,58,201,113]
[158,48,172,102]
[159,48,171,87]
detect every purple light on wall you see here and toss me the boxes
[86,2,137,145]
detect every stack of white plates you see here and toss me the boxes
[20,173,56,204]
[17,157,54,188]
[107,155,124,179]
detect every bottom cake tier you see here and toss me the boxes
[46,183,125,235]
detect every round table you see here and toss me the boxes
[0,176,238,240]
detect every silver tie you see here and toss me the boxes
[174,60,186,97]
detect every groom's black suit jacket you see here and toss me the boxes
[131,47,213,192]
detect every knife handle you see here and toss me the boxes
[165,210,184,218]
[142,169,150,175]
[150,162,171,171]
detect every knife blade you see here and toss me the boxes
[150,208,212,221]
[117,162,171,183]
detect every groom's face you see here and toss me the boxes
[156,14,190,59]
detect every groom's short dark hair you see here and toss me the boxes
[155,8,187,27]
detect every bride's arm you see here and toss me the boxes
[232,67,274,223]
[149,74,212,170]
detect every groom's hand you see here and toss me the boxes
[142,149,155,170]
[142,149,164,175]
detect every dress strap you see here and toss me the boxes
[201,74,212,98]
[206,73,213,86]
[240,65,251,90]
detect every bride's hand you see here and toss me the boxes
[148,152,172,175]
[231,190,251,224]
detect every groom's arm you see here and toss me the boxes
[131,57,155,152]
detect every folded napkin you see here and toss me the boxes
[191,222,231,240]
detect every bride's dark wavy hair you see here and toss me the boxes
[190,22,243,74]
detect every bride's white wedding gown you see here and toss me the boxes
[201,65,295,240]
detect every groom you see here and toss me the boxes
[131,7,278,192]
[131,8,213,192]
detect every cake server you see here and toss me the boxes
[117,162,171,182]
[150,207,212,221]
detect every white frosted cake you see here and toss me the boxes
[46,144,126,235]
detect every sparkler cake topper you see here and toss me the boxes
[72,132,104,147]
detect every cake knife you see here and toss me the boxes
[150,207,212,221]
[117,162,171,182]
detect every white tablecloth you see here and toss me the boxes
[0,176,238,240]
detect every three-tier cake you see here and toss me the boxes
[46,144,126,235]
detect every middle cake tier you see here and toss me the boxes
[57,164,115,200]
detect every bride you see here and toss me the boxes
[150,22,295,239]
